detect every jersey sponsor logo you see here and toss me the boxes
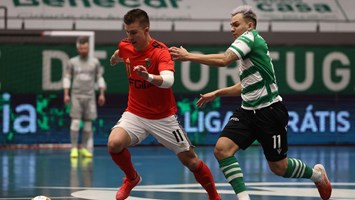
[129,78,153,89]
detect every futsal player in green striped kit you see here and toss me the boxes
[169,5,332,200]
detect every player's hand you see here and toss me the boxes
[196,92,217,108]
[133,65,149,80]
[98,94,105,106]
[64,94,70,105]
[169,46,189,61]
[110,50,122,66]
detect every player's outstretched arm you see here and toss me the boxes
[196,92,218,108]
[169,46,238,67]
[196,83,241,108]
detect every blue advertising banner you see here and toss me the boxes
[1,93,354,146]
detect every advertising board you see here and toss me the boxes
[1,93,353,145]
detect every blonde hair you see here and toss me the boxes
[231,5,257,28]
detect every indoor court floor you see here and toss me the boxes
[1,145,354,200]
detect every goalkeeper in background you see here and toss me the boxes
[63,36,106,158]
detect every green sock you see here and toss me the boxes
[283,158,313,178]
[218,156,246,194]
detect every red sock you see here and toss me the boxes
[110,148,137,180]
[192,160,220,199]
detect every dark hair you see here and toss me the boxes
[77,36,89,45]
[76,36,89,49]
[124,8,150,27]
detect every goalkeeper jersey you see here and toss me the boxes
[65,56,104,98]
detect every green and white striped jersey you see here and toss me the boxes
[228,30,282,110]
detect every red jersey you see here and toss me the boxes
[118,38,177,119]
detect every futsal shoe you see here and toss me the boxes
[79,148,93,158]
[70,148,78,158]
[314,164,332,200]
[116,173,142,200]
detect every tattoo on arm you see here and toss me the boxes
[224,49,238,62]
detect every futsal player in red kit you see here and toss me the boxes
[108,8,221,200]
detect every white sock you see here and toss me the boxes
[237,191,250,200]
[310,168,322,183]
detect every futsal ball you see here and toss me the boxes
[32,196,51,200]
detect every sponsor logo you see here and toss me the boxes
[129,78,153,89]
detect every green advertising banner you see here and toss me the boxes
[0,44,354,95]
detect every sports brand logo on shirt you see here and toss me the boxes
[145,58,151,68]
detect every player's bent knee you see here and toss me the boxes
[107,144,117,153]
[177,150,199,170]
[107,139,124,153]
[214,146,229,160]
[107,135,126,152]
